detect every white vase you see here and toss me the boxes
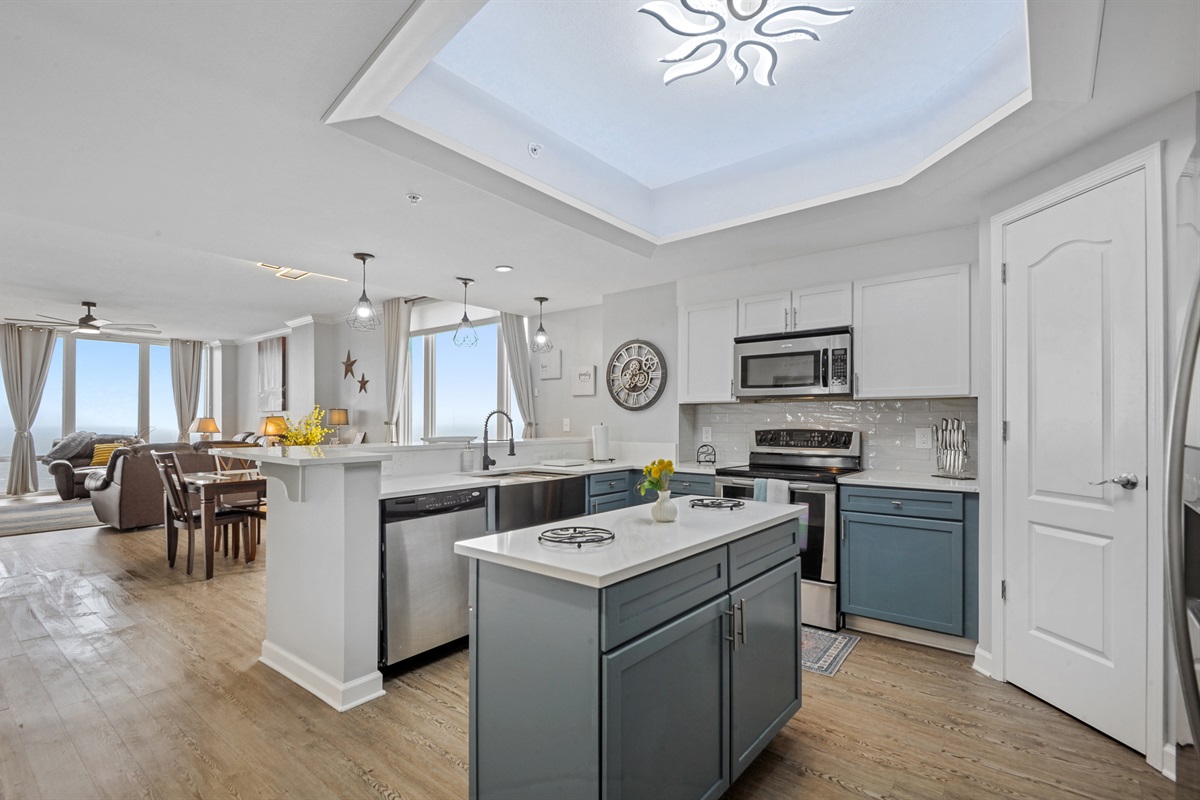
[651,490,677,523]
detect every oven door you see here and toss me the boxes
[715,478,837,583]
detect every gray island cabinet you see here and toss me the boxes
[455,500,809,800]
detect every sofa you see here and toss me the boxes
[45,432,139,500]
[85,442,228,531]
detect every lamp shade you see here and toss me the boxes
[195,417,220,434]
[328,408,349,426]
[263,416,288,437]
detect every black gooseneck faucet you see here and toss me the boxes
[481,410,516,470]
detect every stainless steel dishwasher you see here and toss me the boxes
[379,488,486,667]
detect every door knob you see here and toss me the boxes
[1090,473,1139,490]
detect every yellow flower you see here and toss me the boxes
[665,460,674,470]
[651,466,662,479]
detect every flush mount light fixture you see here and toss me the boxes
[453,277,479,347]
[406,193,423,205]
[639,0,853,86]
[530,297,553,354]
[346,253,380,332]
[494,265,514,273]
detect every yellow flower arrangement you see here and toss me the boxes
[278,405,335,446]
[639,458,674,495]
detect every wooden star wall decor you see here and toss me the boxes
[358,374,369,393]
[342,350,357,379]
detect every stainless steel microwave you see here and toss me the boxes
[733,327,852,399]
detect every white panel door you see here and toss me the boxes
[678,300,737,403]
[1002,169,1148,751]
[737,292,790,337]
[792,283,852,332]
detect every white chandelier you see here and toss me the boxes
[639,0,853,86]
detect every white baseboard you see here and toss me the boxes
[260,640,385,712]
[1162,743,1176,781]
[972,646,994,678]
[843,615,976,655]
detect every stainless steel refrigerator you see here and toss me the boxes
[1167,258,1200,798]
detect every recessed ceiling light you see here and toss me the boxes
[257,262,348,282]
[494,265,514,273]
[407,193,423,204]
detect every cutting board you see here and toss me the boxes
[541,459,587,467]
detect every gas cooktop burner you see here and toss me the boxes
[689,498,745,510]
[538,526,615,548]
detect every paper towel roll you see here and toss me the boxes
[592,424,609,461]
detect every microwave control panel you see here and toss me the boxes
[829,348,849,387]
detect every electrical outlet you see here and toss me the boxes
[702,426,712,443]
[915,426,932,449]
[562,418,571,432]
[533,388,539,397]
[380,459,395,476]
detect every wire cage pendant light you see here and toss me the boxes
[530,296,553,353]
[346,253,380,331]
[453,277,478,347]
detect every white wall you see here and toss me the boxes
[315,321,388,444]
[530,304,604,437]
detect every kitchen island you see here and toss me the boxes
[456,499,808,800]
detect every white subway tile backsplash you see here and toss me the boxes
[680,397,978,472]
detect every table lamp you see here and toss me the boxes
[263,415,288,444]
[194,417,220,442]
[328,408,349,444]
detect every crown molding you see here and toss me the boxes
[235,326,292,346]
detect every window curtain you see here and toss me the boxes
[0,324,58,495]
[384,298,412,444]
[170,339,203,442]
[258,337,285,411]
[500,312,536,438]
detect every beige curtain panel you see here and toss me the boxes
[383,298,413,445]
[500,312,536,439]
[1,324,58,495]
[170,339,204,442]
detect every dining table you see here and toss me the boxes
[183,469,267,579]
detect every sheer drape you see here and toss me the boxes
[258,337,285,411]
[384,298,412,444]
[170,339,203,442]
[500,313,536,438]
[1,324,58,495]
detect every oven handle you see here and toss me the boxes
[716,477,820,492]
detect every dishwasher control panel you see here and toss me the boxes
[415,489,482,512]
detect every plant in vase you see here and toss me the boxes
[277,405,334,446]
[639,459,677,523]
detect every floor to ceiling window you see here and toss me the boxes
[76,338,140,437]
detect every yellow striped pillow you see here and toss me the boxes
[89,443,122,467]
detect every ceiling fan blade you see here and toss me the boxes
[36,313,74,324]
[5,317,72,326]
[102,321,158,329]
[105,326,161,335]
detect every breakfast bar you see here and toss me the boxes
[456,499,808,800]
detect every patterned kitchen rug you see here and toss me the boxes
[0,500,100,537]
[802,625,860,677]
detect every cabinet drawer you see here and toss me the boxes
[592,494,629,514]
[590,472,631,496]
[674,473,716,497]
[839,486,963,521]
[729,520,801,587]
[602,548,728,651]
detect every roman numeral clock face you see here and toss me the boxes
[606,339,667,411]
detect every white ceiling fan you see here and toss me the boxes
[4,300,161,335]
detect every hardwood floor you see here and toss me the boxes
[0,524,1176,800]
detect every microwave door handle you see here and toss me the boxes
[821,349,829,388]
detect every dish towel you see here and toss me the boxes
[766,479,790,504]
[753,478,768,502]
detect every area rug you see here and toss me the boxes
[802,625,860,677]
[0,500,100,537]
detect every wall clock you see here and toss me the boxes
[606,339,667,411]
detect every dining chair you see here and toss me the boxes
[152,450,251,577]
[212,447,266,548]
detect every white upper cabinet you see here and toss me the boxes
[678,300,738,403]
[852,264,972,398]
[737,283,852,337]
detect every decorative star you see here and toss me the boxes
[342,350,357,379]
[358,374,369,394]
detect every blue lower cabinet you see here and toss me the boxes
[840,510,964,636]
[602,597,731,800]
[589,471,632,513]
[730,559,802,780]
[592,493,630,514]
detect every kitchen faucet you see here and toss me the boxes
[481,410,516,471]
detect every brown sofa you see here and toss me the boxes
[45,433,136,500]
[84,442,223,531]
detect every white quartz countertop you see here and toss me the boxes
[380,473,499,499]
[212,444,393,466]
[838,469,980,493]
[455,499,806,588]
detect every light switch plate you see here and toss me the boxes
[702,427,712,442]
[562,418,571,432]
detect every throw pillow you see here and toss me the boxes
[41,430,95,464]
[89,443,122,467]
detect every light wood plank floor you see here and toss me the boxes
[0,524,1176,800]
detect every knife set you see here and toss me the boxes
[933,417,970,479]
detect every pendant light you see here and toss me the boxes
[530,297,553,353]
[346,253,379,331]
[453,277,478,347]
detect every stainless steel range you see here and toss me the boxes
[715,428,862,630]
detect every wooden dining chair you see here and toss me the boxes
[212,448,266,548]
[152,450,250,578]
